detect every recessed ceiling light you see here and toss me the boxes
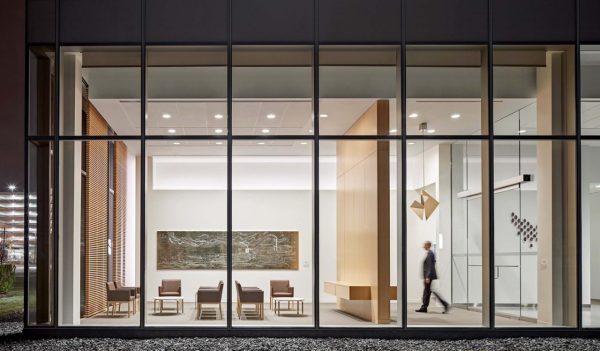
[409,113,419,118]
[215,128,223,134]
[173,142,181,145]
[319,114,328,118]
[300,141,308,145]
[215,141,223,145]
[309,129,313,133]
[451,113,461,119]
[145,113,148,119]
[518,129,527,134]
[390,128,397,133]
[168,129,176,134]
[162,113,171,119]
[266,114,276,119]
[261,129,270,134]
[257,142,265,145]
[408,142,416,145]
[427,129,436,134]
[595,184,600,189]
[214,114,224,119]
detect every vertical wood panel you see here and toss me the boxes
[83,104,108,318]
[113,141,127,285]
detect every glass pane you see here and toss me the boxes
[27,140,54,326]
[407,46,486,136]
[145,140,227,326]
[494,140,576,327]
[582,141,600,327]
[319,139,399,327]
[232,139,313,327]
[29,46,55,136]
[58,140,140,326]
[581,45,600,136]
[493,45,575,136]
[319,46,400,136]
[60,46,141,136]
[407,140,484,327]
[146,46,227,136]
[232,46,313,136]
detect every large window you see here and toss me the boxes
[25,42,587,331]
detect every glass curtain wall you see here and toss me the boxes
[581,45,600,327]
[406,46,487,327]
[493,45,577,328]
[318,46,400,327]
[144,46,228,327]
[26,42,587,330]
[57,47,142,327]
[231,46,314,327]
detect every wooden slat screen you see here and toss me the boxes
[113,141,127,285]
[83,103,109,318]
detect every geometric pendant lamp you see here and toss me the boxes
[410,122,439,221]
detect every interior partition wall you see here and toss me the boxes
[23,0,600,337]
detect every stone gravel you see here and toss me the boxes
[1,323,599,350]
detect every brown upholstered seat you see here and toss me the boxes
[106,282,135,317]
[235,280,264,320]
[114,281,140,314]
[270,280,294,310]
[196,280,224,320]
[159,279,181,297]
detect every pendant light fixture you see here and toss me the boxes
[410,122,439,220]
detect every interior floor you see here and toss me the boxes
[77,302,552,327]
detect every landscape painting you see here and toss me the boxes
[157,231,299,270]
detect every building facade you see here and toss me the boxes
[24,0,600,338]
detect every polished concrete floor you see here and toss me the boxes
[78,302,541,327]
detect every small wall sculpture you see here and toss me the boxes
[510,212,538,248]
[157,231,299,270]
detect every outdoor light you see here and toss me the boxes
[7,185,16,192]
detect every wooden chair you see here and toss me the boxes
[270,280,294,310]
[196,280,224,320]
[235,280,264,320]
[115,281,140,314]
[106,282,135,317]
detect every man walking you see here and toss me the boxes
[415,241,449,313]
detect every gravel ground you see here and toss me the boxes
[0,323,598,350]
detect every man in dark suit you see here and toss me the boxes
[415,241,449,313]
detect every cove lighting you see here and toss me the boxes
[168,129,176,134]
[451,113,461,119]
[214,114,224,119]
[266,114,276,119]
[162,113,171,119]
[262,129,270,134]
[409,113,419,118]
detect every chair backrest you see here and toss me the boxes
[162,279,181,292]
[217,280,224,299]
[234,280,241,297]
[106,282,115,291]
[114,281,123,289]
[270,280,290,292]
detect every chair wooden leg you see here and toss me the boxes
[127,302,131,318]
[219,303,223,320]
